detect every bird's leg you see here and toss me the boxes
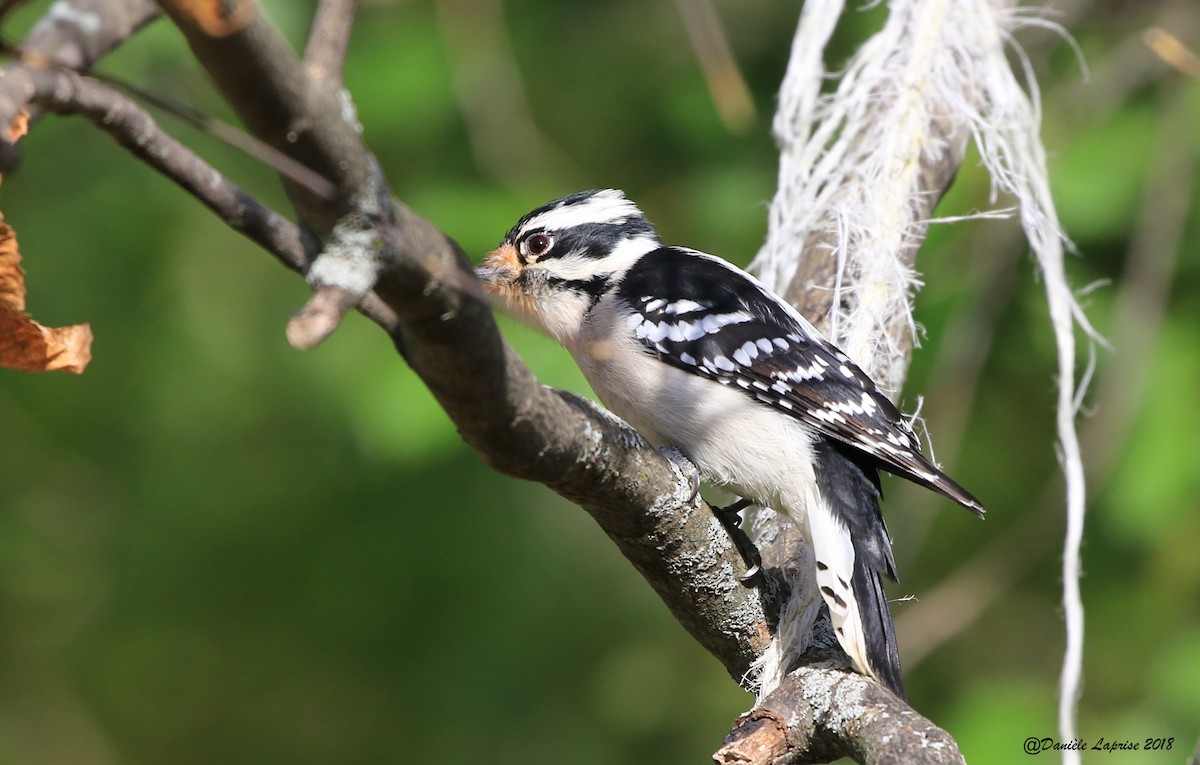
[711,498,764,588]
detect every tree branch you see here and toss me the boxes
[304,0,359,83]
[0,2,980,763]
[21,0,160,71]
[717,661,965,765]
[0,66,305,272]
[155,0,396,347]
[143,0,777,681]
[154,0,369,230]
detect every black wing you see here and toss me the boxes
[616,247,983,515]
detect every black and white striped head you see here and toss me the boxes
[478,190,662,336]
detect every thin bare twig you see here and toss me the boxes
[20,0,160,70]
[286,284,359,349]
[155,0,366,230]
[889,221,1023,550]
[0,65,305,272]
[434,0,572,185]
[155,0,388,348]
[1145,26,1200,80]
[305,0,359,82]
[1087,84,1194,481]
[93,74,340,201]
[673,0,756,133]
[896,506,1058,667]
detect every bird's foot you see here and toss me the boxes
[655,446,762,588]
[712,498,763,588]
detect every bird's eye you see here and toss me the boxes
[525,233,553,258]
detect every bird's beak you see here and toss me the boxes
[476,243,535,315]
[476,243,521,291]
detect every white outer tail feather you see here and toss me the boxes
[805,485,876,685]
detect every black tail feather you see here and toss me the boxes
[815,439,906,697]
[851,558,906,698]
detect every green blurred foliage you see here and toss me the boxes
[0,1,1197,763]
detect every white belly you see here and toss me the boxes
[569,330,819,525]
[557,294,878,691]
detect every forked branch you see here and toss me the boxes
[0,3,969,763]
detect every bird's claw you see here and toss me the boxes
[712,498,763,588]
[738,563,763,589]
[656,447,763,588]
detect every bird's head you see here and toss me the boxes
[477,189,661,338]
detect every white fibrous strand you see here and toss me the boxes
[750,4,1096,745]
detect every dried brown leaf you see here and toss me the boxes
[158,0,256,38]
[0,216,92,373]
[0,217,24,310]
[0,307,93,372]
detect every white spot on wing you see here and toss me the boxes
[885,431,912,448]
[810,408,847,424]
[699,312,754,335]
[663,299,704,315]
[787,361,826,381]
[637,311,756,345]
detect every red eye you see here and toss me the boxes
[525,233,553,257]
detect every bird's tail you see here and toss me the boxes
[808,442,906,698]
[849,550,905,697]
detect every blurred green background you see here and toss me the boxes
[1,0,1198,763]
